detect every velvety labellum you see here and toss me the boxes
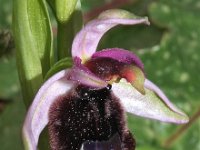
[48,85,135,150]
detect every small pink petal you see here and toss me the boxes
[71,57,108,88]
[67,59,108,89]
[72,9,149,61]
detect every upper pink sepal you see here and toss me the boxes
[72,9,149,62]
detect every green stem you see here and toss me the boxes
[57,1,83,60]
[57,19,74,59]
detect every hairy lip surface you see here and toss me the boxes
[48,85,135,150]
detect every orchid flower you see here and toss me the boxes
[22,9,189,150]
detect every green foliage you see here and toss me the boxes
[81,0,105,12]
[45,57,72,80]
[0,57,19,98]
[0,95,25,150]
[0,56,25,150]
[12,0,52,106]
[0,0,12,28]
[145,1,200,149]
[83,0,200,149]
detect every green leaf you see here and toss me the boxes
[136,1,200,149]
[146,1,200,103]
[91,0,200,149]
[12,0,53,106]
[26,0,53,76]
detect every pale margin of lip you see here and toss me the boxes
[22,70,74,150]
[71,9,150,61]
[112,78,189,124]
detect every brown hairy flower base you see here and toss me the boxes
[48,85,135,150]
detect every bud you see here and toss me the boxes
[55,0,78,23]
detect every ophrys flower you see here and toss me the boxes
[22,9,189,150]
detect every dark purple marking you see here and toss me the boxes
[48,85,135,150]
[85,56,145,82]
[91,48,144,71]
[85,57,124,81]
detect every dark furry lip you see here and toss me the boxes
[48,85,135,150]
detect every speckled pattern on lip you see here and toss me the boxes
[48,85,135,150]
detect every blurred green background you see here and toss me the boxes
[0,0,200,149]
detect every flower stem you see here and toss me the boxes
[57,1,83,60]
[164,107,200,148]
[57,20,74,59]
